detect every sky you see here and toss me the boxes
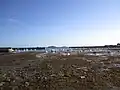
[0,0,120,47]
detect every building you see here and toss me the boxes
[0,47,12,53]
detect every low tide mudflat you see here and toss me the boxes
[0,52,120,90]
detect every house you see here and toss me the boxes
[0,47,12,53]
[117,43,120,46]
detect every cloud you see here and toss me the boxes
[0,18,22,27]
[7,18,27,27]
[7,18,29,27]
[8,18,19,23]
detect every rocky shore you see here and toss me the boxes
[0,52,120,90]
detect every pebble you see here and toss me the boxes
[50,74,56,77]
[0,82,5,86]
[25,82,29,86]
[80,76,85,79]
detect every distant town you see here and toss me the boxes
[0,43,120,56]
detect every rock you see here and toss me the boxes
[0,82,5,86]
[81,67,88,72]
[50,74,56,77]
[44,77,47,80]
[80,76,85,79]
[86,60,92,62]
[7,77,11,81]
[25,82,29,87]
[2,74,7,78]
[72,65,77,68]
[76,68,81,70]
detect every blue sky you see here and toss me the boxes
[0,0,120,47]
